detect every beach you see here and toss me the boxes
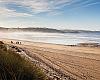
[1,38,100,80]
[0,0,100,79]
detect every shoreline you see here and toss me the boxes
[0,38,75,46]
[1,38,100,48]
[1,38,100,57]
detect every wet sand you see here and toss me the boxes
[1,38,100,80]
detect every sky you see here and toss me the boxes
[0,0,100,31]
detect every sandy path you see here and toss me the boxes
[1,38,100,80]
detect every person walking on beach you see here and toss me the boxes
[18,42,19,44]
[11,41,13,44]
[16,41,19,44]
[16,41,21,45]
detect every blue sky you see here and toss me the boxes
[0,0,100,30]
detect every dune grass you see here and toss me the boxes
[0,41,47,80]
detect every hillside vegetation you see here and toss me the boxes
[0,41,47,80]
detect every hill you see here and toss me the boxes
[0,27,100,33]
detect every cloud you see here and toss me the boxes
[0,7,32,17]
[82,1,100,8]
[0,0,71,16]
[0,0,100,17]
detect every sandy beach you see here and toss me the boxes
[1,38,100,80]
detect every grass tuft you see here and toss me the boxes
[0,41,47,80]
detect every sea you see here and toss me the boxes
[0,32,100,45]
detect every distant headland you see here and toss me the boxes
[0,27,100,33]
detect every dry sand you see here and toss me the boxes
[1,38,100,80]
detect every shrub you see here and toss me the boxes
[0,44,47,80]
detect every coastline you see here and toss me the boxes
[0,38,100,80]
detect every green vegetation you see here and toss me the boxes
[0,41,47,80]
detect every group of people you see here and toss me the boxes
[16,41,21,44]
[11,41,21,44]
